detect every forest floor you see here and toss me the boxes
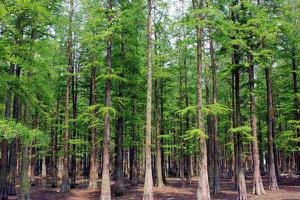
[9,175,300,200]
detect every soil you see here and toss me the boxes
[9,176,300,200]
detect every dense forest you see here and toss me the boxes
[0,0,299,200]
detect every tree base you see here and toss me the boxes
[87,181,98,190]
[155,181,165,188]
[100,194,111,200]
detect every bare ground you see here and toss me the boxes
[9,176,300,200]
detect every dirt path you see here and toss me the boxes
[12,176,300,200]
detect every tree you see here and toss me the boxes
[100,0,113,199]
[61,0,74,192]
[143,0,154,199]
[193,0,211,199]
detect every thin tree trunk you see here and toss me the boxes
[291,47,300,174]
[130,98,138,186]
[19,144,30,200]
[155,80,164,188]
[265,68,279,190]
[114,84,125,196]
[0,64,14,200]
[248,54,265,195]
[143,0,154,199]
[209,37,220,194]
[235,69,247,200]
[193,1,210,199]
[8,66,21,195]
[114,43,125,196]
[70,65,78,188]
[61,0,74,192]
[160,80,167,183]
[88,66,99,189]
[100,1,113,199]
[50,100,59,188]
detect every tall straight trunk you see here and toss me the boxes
[50,100,59,188]
[193,1,210,199]
[88,66,98,189]
[100,1,113,199]
[291,47,300,174]
[70,65,78,188]
[19,143,30,200]
[19,104,30,200]
[231,72,236,184]
[235,69,247,200]
[61,0,74,192]
[178,64,185,188]
[0,64,14,200]
[184,72,192,183]
[209,37,220,194]
[130,98,138,186]
[8,66,21,195]
[0,140,8,200]
[114,41,125,196]
[160,80,167,183]
[248,54,265,195]
[143,0,154,199]
[155,80,164,188]
[205,62,213,190]
[265,68,279,190]
[258,118,265,173]
[114,83,125,196]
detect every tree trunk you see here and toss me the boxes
[265,68,279,190]
[160,80,167,183]
[114,41,125,196]
[114,84,125,196]
[130,98,138,186]
[61,0,74,192]
[88,66,99,189]
[70,65,78,188]
[155,80,164,188]
[8,66,21,195]
[248,54,265,195]
[100,1,113,199]
[235,69,247,200]
[50,100,59,188]
[209,34,221,194]
[291,47,300,174]
[194,1,210,199]
[18,144,30,200]
[0,64,14,200]
[143,0,154,199]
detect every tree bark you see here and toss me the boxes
[265,68,279,190]
[100,1,113,199]
[130,98,138,186]
[209,37,220,194]
[70,64,78,188]
[248,54,265,195]
[291,47,300,174]
[61,0,74,192]
[0,64,14,200]
[143,0,154,199]
[235,69,247,200]
[114,83,125,196]
[8,66,21,195]
[155,80,164,188]
[88,66,99,189]
[193,1,210,199]
[19,143,30,200]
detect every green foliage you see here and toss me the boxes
[228,126,254,142]
[0,119,48,147]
